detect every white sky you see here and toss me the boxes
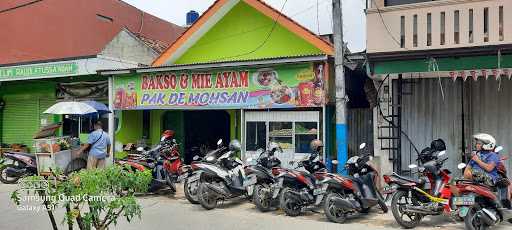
[123,0,366,52]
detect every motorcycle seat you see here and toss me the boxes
[391,173,424,185]
[8,152,36,159]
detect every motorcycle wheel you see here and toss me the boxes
[324,192,348,223]
[464,206,490,230]
[280,187,302,217]
[253,184,272,212]
[198,182,218,210]
[391,190,423,229]
[184,178,200,204]
[0,164,22,184]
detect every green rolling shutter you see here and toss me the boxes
[2,98,40,148]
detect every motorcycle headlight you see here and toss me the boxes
[206,156,215,162]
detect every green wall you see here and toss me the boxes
[174,1,323,64]
[115,110,143,145]
[0,81,58,149]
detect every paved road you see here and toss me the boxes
[1,184,510,230]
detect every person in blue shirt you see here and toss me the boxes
[464,133,500,183]
[78,121,111,169]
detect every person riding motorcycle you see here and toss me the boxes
[464,133,500,185]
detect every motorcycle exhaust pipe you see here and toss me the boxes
[332,197,356,212]
[5,167,25,177]
[205,183,230,197]
[478,209,498,226]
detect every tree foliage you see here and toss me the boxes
[11,165,152,230]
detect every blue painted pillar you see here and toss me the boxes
[336,124,348,174]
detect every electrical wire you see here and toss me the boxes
[211,0,288,62]
[0,0,44,14]
[374,4,410,52]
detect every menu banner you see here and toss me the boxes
[113,63,327,110]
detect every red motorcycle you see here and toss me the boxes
[116,140,184,193]
[452,146,512,230]
[384,142,455,229]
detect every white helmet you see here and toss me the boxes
[473,133,496,151]
[268,142,280,152]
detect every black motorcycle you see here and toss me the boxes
[279,152,329,216]
[196,140,257,210]
[323,143,388,223]
[245,143,282,212]
[182,139,228,204]
[0,151,38,184]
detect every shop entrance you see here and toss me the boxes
[183,110,230,164]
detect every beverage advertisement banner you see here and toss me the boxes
[113,63,327,110]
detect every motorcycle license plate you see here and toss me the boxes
[313,184,328,195]
[453,196,475,206]
[243,175,257,187]
[188,173,200,183]
[383,185,397,194]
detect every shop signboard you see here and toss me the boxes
[113,63,327,110]
[0,62,78,81]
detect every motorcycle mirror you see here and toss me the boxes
[217,139,223,146]
[193,155,199,161]
[136,147,144,152]
[438,150,447,156]
[359,143,366,150]
[458,163,467,169]
[495,146,504,152]
[408,164,418,169]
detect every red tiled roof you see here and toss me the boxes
[0,0,185,65]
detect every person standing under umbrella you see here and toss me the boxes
[78,121,111,169]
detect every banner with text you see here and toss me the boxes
[113,63,327,110]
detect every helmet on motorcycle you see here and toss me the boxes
[162,130,175,139]
[430,139,446,152]
[268,142,281,154]
[229,139,241,151]
[310,139,323,152]
[473,133,496,151]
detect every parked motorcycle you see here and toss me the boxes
[196,139,257,210]
[116,140,182,193]
[323,143,388,223]
[452,146,512,230]
[0,152,38,184]
[278,151,329,217]
[245,142,283,212]
[385,140,453,228]
[182,139,228,204]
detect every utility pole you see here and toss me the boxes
[332,0,347,173]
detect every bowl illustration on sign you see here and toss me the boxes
[253,68,278,87]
